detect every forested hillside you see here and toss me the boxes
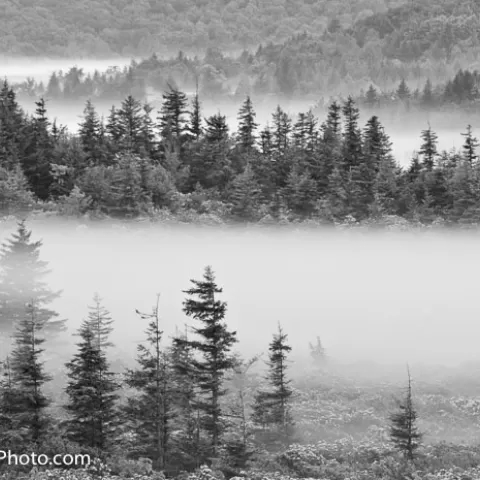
[0,0,402,57]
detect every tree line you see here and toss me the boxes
[2,80,480,225]
[0,221,424,476]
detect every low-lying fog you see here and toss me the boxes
[1,220,479,371]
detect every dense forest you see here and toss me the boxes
[2,221,480,480]
[0,0,407,57]
[1,80,480,227]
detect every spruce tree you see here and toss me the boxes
[170,326,202,470]
[252,324,294,439]
[365,84,378,107]
[389,366,422,460]
[8,299,52,446]
[419,125,438,171]
[271,106,292,156]
[342,96,362,169]
[158,86,189,141]
[0,80,26,171]
[188,90,203,141]
[421,79,434,107]
[173,266,238,458]
[117,95,144,153]
[22,98,55,200]
[123,295,173,470]
[64,299,118,451]
[78,100,104,166]
[0,221,65,350]
[461,125,479,164]
[237,96,259,150]
[396,79,411,101]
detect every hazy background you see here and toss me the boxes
[1,219,478,370]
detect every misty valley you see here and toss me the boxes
[2,220,480,480]
[2,0,480,478]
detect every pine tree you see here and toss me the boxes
[0,80,26,171]
[461,125,479,164]
[389,366,422,460]
[22,98,55,200]
[419,125,438,171]
[124,295,173,470]
[0,221,65,350]
[271,106,292,156]
[64,299,118,451]
[323,101,342,142]
[158,86,189,141]
[229,164,261,221]
[396,79,411,101]
[252,324,294,439]
[188,88,203,141]
[8,299,52,446]
[170,326,203,470]
[421,79,434,107]
[365,84,378,107]
[342,96,362,169]
[237,96,259,150]
[173,266,238,458]
[117,95,144,153]
[78,100,104,166]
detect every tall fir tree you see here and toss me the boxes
[8,300,52,446]
[123,295,174,470]
[252,324,294,440]
[237,96,259,150]
[419,125,439,171]
[173,266,238,458]
[22,98,55,200]
[0,221,65,351]
[64,298,118,451]
[461,125,479,164]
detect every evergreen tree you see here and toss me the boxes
[365,84,378,107]
[389,366,422,460]
[421,79,434,107]
[461,125,479,164]
[188,87,203,141]
[323,101,342,143]
[0,221,65,349]
[22,98,55,200]
[158,86,189,141]
[237,96,259,150]
[78,100,104,166]
[64,297,118,451]
[229,164,261,221]
[170,326,203,470]
[117,95,144,153]
[0,80,26,171]
[8,299,52,446]
[271,106,292,156]
[124,295,173,470]
[252,324,294,439]
[342,96,362,169]
[173,266,238,458]
[419,125,438,171]
[396,79,411,101]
